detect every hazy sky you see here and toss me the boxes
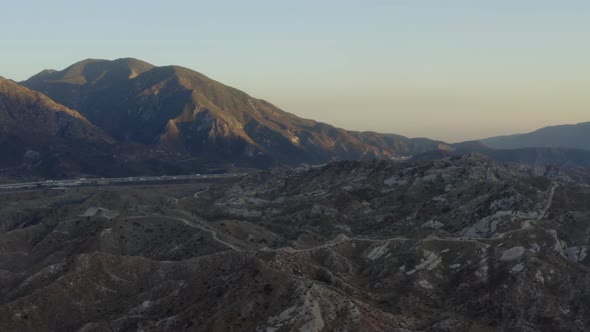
[2,0,589,142]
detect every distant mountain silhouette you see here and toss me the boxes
[23,58,450,166]
[411,139,590,168]
[484,147,590,168]
[481,122,590,151]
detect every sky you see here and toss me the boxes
[1,0,589,142]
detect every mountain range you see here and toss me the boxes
[482,122,590,151]
[0,58,588,178]
[21,58,448,166]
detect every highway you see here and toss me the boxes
[0,173,246,192]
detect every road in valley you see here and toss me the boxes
[0,173,245,192]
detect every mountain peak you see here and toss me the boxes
[25,57,156,85]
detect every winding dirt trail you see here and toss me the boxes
[539,182,559,220]
[495,182,559,238]
[260,236,412,254]
[125,213,506,256]
[126,215,246,252]
[128,183,563,256]
[193,186,210,199]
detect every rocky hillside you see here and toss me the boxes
[1,156,590,331]
[0,76,111,144]
[22,58,449,166]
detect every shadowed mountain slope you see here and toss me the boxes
[0,77,228,179]
[0,77,116,173]
[0,76,111,143]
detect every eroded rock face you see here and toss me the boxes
[2,156,590,331]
